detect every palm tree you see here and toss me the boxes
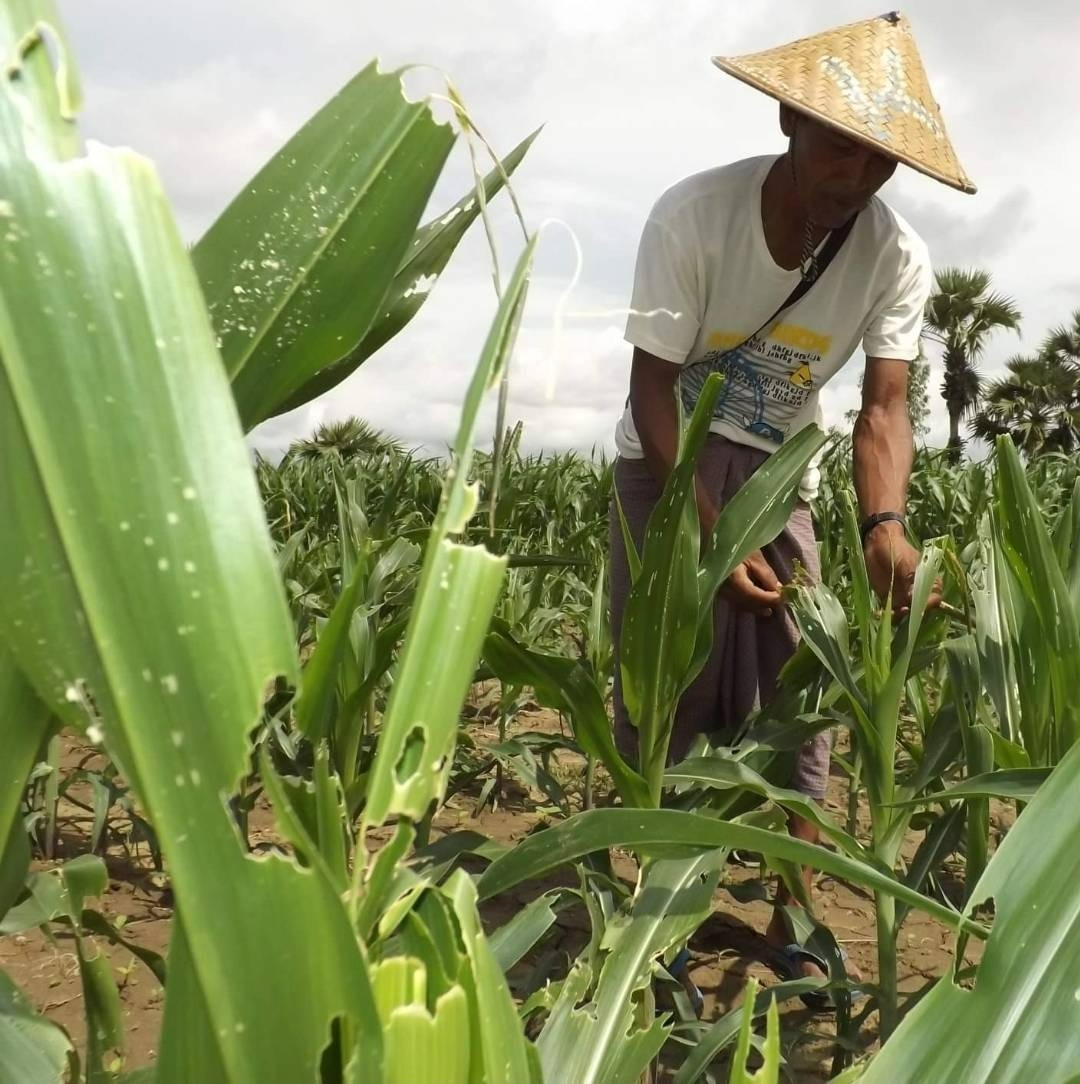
[923,267,1022,460]
[973,356,1056,456]
[973,315,1080,456]
[289,417,404,461]
[1041,308,1080,372]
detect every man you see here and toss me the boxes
[609,13,972,991]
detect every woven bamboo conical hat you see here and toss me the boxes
[713,11,975,194]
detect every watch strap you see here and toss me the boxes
[860,511,907,546]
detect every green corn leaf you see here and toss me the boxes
[839,491,878,686]
[257,752,340,888]
[0,9,384,1078]
[697,422,827,600]
[0,651,50,916]
[872,543,944,803]
[362,240,536,830]
[313,743,349,892]
[601,1017,671,1084]
[861,737,1080,1083]
[613,487,642,582]
[994,437,1080,659]
[971,526,1023,746]
[154,926,230,1084]
[362,541,506,826]
[348,820,412,940]
[193,62,456,430]
[903,701,965,797]
[294,556,370,742]
[943,636,993,893]
[411,831,509,883]
[664,755,879,867]
[990,512,1049,761]
[0,970,76,1084]
[275,127,541,415]
[0,827,29,932]
[477,809,984,938]
[415,892,465,998]
[790,582,872,727]
[444,871,537,1084]
[488,889,569,973]
[620,374,722,785]
[988,730,1030,771]
[1057,479,1080,611]
[889,768,1051,806]
[993,436,1080,759]
[894,806,964,930]
[80,947,124,1082]
[483,620,649,807]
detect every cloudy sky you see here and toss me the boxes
[63,1,1079,458]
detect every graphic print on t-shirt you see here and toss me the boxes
[678,323,833,444]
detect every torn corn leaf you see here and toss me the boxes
[439,239,536,538]
[536,854,721,1084]
[0,7,383,1078]
[363,541,505,826]
[363,240,535,829]
[193,61,456,431]
[273,126,541,417]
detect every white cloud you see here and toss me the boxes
[252,269,633,461]
[60,0,1080,458]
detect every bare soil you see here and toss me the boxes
[4,699,996,1082]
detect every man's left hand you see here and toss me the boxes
[863,522,941,615]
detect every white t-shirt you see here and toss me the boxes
[615,154,932,500]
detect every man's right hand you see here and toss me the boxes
[723,549,783,616]
[627,348,783,617]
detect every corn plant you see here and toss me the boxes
[782,494,958,1040]
[970,436,1080,766]
[856,733,1080,1082]
[0,2,537,1079]
[473,387,987,1082]
[4,2,1080,1081]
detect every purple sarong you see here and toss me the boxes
[609,434,832,800]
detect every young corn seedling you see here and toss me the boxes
[787,492,952,1040]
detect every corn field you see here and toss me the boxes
[3,3,1080,1082]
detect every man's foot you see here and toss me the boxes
[764,907,863,983]
[766,908,821,979]
[768,812,863,996]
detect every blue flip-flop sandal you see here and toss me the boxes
[666,947,706,1017]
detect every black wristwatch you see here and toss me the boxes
[860,511,907,546]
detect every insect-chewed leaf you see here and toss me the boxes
[195,62,456,430]
[274,126,541,416]
[0,6,384,1080]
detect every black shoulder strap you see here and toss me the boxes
[737,212,859,352]
[624,213,859,410]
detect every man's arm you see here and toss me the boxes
[853,356,930,611]
[629,346,782,614]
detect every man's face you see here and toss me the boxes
[783,108,899,228]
